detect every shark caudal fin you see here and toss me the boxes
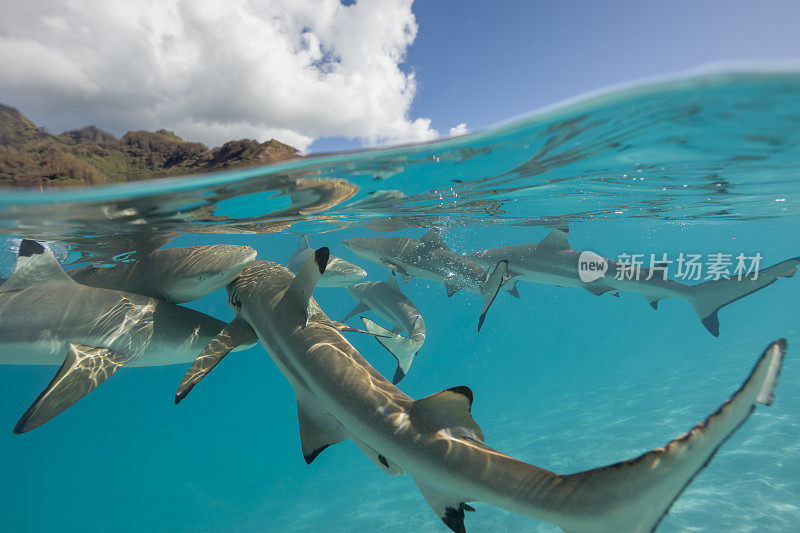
[685,257,799,336]
[478,260,508,332]
[360,317,421,383]
[542,339,786,533]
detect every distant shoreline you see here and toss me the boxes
[0,104,299,188]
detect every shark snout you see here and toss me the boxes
[342,238,371,258]
[159,245,257,303]
[219,245,258,275]
[327,257,367,283]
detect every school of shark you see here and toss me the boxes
[0,228,795,533]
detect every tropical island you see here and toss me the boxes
[0,103,299,188]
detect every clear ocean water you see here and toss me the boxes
[0,71,798,532]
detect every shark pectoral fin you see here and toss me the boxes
[322,316,391,338]
[296,396,347,465]
[1,240,76,293]
[506,277,520,298]
[288,246,330,324]
[382,260,406,275]
[341,303,370,323]
[410,386,484,442]
[537,228,571,252]
[401,273,413,283]
[174,316,257,404]
[14,343,134,434]
[350,436,403,476]
[414,479,475,533]
[555,339,786,533]
[360,317,416,384]
[478,260,508,332]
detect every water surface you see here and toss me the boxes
[0,71,798,532]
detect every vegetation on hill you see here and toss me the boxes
[0,104,299,187]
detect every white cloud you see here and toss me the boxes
[448,123,468,136]
[0,0,437,152]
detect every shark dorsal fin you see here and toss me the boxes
[0,240,75,293]
[288,246,330,323]
[387,271,400,289]
[419,228,445,254]
[537,228,571,251]
[298,235,311,252]
[411,386,484,442]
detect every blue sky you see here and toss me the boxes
[311,1,800,153]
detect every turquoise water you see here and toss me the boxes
[1,71,799,532]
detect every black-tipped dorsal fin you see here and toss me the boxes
[296,395,347,464]
[14,343,134,434]
[419,228,445,253]
[414,478,475,533]
[0,240,75,292]
[411,386,484,442]
[288,247,330,323]
[537,229,571,251]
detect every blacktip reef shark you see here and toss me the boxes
[342,229,509,331]
[0,240,256,433]
[467,228,800,336]
[343,271,426,383]
[174,247,786,532]
[287,236,366,287]
[69,244,257,303]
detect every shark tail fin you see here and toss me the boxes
[360,317,417,384]
[540,339,786,533]
[684,257,799,336]
[478,260,508,332]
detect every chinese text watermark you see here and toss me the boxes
[578,252,762,282]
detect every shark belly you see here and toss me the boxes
[0,340,66,365]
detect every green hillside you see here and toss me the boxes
[0,104,299,187]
